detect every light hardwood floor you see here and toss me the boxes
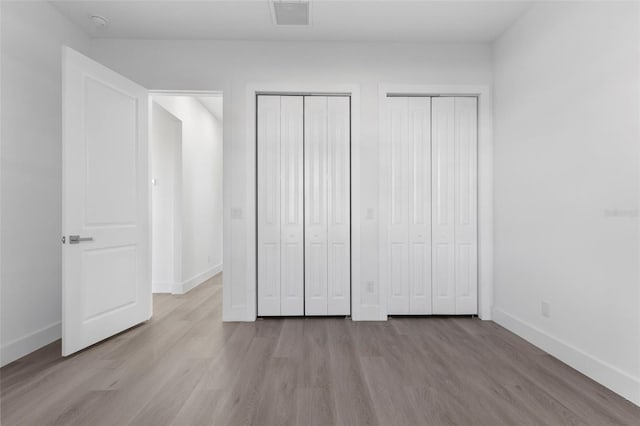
[1,275,639,425]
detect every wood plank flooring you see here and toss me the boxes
[2,275,639,425]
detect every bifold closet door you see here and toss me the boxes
[257,96,304,316]
[386,97,432,315]
[305,96,351,316]
[431,97,478,314]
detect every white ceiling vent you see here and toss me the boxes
[271,1,310,26]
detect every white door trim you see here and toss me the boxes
[231,83,361,322]
[378,84,494,320]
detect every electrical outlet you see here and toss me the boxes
[366,281,375,293]
[541,301,551,318]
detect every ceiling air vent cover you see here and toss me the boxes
[272,1,310,26]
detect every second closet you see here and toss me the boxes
[383,96,478,316]
[257,95,351,317]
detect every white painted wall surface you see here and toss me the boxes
[0,1,91,366]
[150,102,182,293]
[493,1,640,404]
[153,96,223,293]
[89,40,492,321]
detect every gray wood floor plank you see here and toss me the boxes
[252,357,299,426]
[128,358,210,426]
[2,275,639,426]
[295,387,336,426]
[216,335,279,425]
[170,389,227,426]
[326,319,380,426]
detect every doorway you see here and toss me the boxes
[150,93,224,296]
[61,47,227,356]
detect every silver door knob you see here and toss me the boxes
[69,235,93,244]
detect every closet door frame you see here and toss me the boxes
[378,84,494,321]
[245,84,361,321]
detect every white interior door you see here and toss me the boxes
[305,96,351,316]
[257,95,304,316]
[257,96,282,316]
[257,95,350,317]
[407,98,432,314]
[62,47,150,356]
[304,96,329,315]
[327,97,351,315]
[386,97,410,314]
[280,96,304,316]
[385,95,476,316]
[385,97,432,315]
[431,97,478,314]
[453,97,478,314]
[431,97,456,314]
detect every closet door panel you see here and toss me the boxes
[454,97,478,314]
[304,96,329,315]
[387,97,410,315]
[257,96,281,316]
[431,97,456,314]
[280,96,304,316]
[327,96,351,315]
[408,97,432,314]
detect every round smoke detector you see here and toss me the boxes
[89,15,109,28]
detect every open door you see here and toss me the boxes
[62,47,150,356]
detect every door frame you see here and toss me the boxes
[378,84,494,320]
[239,83,362,321]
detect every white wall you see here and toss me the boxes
[153,96,223,294]
[0,1,90,366]
[493,1,640,405]
[150,102,182,293]
[90,40,493,320]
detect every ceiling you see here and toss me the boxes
[51,0,532,43]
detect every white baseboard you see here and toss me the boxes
[1,322,61,367]
[493,308,640,406]
[152,281,173,293]
[172,263,222,295]
[222,304,254,322]
[356,305,387,321]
